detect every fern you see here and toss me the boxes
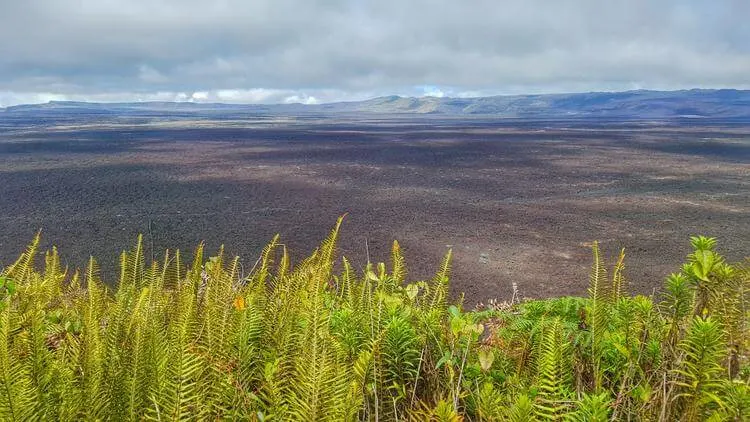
[0,228,746,420]
[534,318,572,420]
[569,392,611,421]
[672,317,726,421]
[507,393,535,421]
[610,249,626,302]
[391,240,407,286]
[587,241,610,391]
[430,249,452,311]
[78,256,106,419]
[287,287,347,420]
[4,230,41,285]
[380,312,422,415]
[0,305,34,421]
[469,382,504,421]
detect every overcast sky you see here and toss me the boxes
[1,0,748,106]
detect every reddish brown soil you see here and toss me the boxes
[1,116,748,304]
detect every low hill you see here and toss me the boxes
[3,89,750,119]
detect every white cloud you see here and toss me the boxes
[215,89,283,103]
[0,91,66,108]
[190,91,209,101]
[0,0,747,105]
[0,89,360,107]
[283,94,319,105]
[421,86,445,98]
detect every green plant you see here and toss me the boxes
[0,225,746,421]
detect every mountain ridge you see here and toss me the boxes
[3,88,750,119]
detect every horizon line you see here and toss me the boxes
[2,87,749,109]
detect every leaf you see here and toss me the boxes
[450,316,466,337]
[448,305,460,318]
[405,283,419,301]
[612,342,630,358]
[478,348,495,372]
[690,250,717,282]
[0,276,12,295]
[436,351,453,369]
[466,323,484,336]
[366,270,379,282]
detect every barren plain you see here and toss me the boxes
[1,115,748,304]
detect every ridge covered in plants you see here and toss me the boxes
[0,217,748,421]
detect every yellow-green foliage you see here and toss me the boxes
[0,222,748,421]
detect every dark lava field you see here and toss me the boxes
[1,115,748,304]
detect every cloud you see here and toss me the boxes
[138,65,168,84]
[215,89,277,102]
[190,91,209,101]
[0,88,371,108]
[283,95,319,105]
[421,86,445,98]
[0,0,748,106]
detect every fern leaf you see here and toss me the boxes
[391,240,407,286]
[430,249,452,311]
[4,231,42,285]
[611,248,626,301]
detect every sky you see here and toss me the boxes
[0,0,749,106]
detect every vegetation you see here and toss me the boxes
[0,217,748,421]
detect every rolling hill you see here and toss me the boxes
[2,89,750,119]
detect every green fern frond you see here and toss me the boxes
[4,231,42,285]
[125,234,145,290]
[534,318,572,420]
[315,215,345,282]
[469,382,504,421]
[0,306,34,421]
[569,392,612,422]
[507,393,535,422]
[287,287,347,421]
[391,240,407,286]
[430,249,452,311]
[611,248,626,302]
[249,234,280,292]
[588,241,609,304]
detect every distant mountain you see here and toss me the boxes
[338,89,750,118]
[3,89,750,119]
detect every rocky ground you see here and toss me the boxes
[1,115,748,304]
